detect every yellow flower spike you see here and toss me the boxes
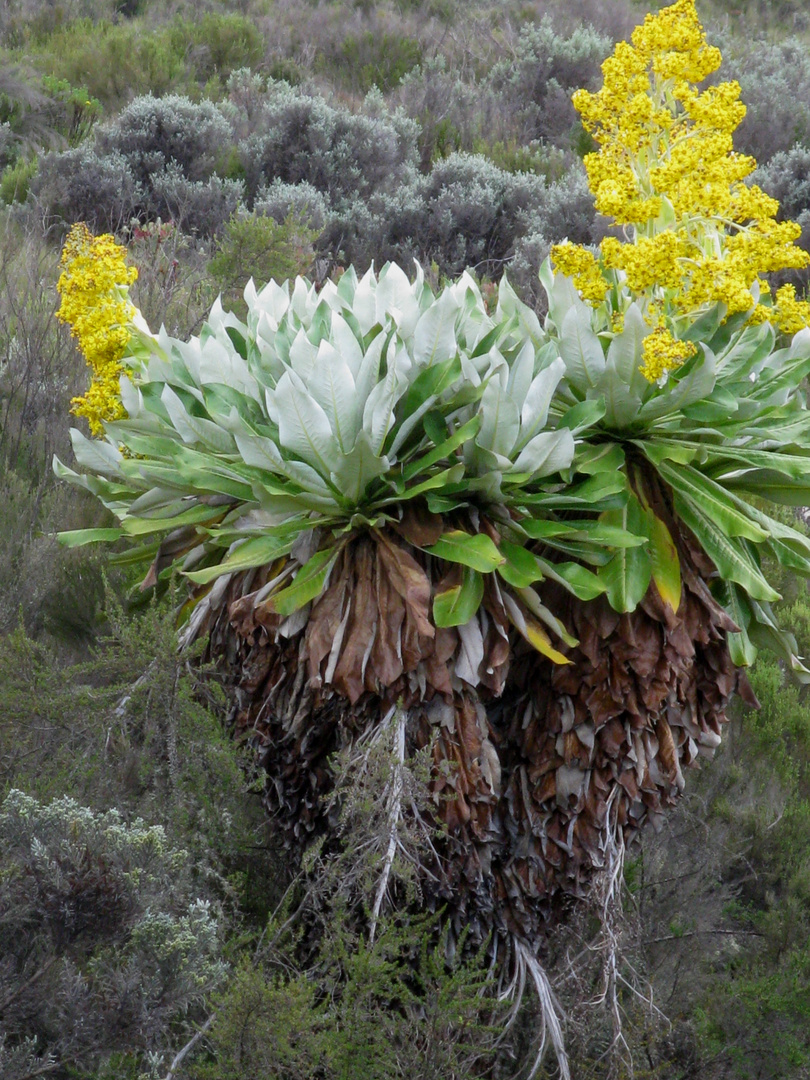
[57,223,138,437]
[558,0,810,341]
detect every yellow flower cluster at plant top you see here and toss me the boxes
[57,223,137,436]
[551,0,810,382]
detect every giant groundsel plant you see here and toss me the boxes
[54,1,810,1074]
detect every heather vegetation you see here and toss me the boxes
[2,0,810,1077]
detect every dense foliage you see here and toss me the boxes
[3,0,810,1077]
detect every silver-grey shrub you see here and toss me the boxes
[237,81,419,208]
[254,178,331,229]
[96,93,235,185]
[336,151,548,277]
[150,164,245,237]
[722,37,810,162]
[0,789,225,1072]
[30,146,142,233]
[486,17,611,145]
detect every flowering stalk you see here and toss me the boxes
[550,0,810,381]
[56,223,138,436]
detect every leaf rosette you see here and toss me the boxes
[55,260,639,670]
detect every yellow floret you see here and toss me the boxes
[640,326,698,382]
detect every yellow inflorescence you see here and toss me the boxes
[57,223,137,436]
[551,0,810,381]
[639,326,697,383]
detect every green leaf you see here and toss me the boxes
[433,566,484,627]
[648,513,681,611]
[497,540,544,588]
[716,581,758,667]
[402,415,481,481]
[575,442,625,475]
[390,463,466,501]
[267,545,340,616]
[401,354,461,419]
[533,557,606,600]
[673,495,780,602]
[423,530,505,572]
[122,502,227,537]
[556,397,606,433]
[226,326,248,359]
[656,460,769,543]
[184,534,295,584]
[57,527,124,547]
[597,494,652,613]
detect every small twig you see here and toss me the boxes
[369,706,407,945]
[642,929,764,945]
[163,1014,216,1080]
[0,957,58,1014]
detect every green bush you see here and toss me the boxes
[336,30,423,94]
[0,156,37,203]
[209,210,318,308]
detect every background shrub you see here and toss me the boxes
[30,145,141,231]
[237,81,420,208]
[254,177,330,229]
[485,17,611,146]
[97,93,234,185]
[721,36,810,162]
[209,209,319,309]
[149,165,245,236]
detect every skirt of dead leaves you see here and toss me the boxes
[185,499,756,956]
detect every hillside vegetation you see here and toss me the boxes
[2,1,810,1077]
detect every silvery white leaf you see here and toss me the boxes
[119,375,142,419]
[160,385,236,452]
[255,308,279,344]
[336,264,358,306]
[376,262,420,336]
[253,278,290,325]
[329,429,390,505]
[507,339,535,406]
[128,486,182,514]
[307,340,362,453]
[353,328,386,407]
[288,327,319,381]
[412,288,460,367]
[291,276,316,320]
[234,432,334,496]
[789,326,810,360]
[512,428,575,477]
[606,302,648,398]
[459,354,483,388]
[519,356,566,442]
[170,337,204,389]
[477,381,520,457]
[547,268,585,332]
[199,336,260,400]
[497,272,544,345]
[449,270,482,308]
[330,311,364,378]
[362,359,406,455]
[353,266,378,336]
[596,367,642,429]
[70,429,123,475]
[272,368,338,476]
[559,305,605,392]
[318,278,344,312]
